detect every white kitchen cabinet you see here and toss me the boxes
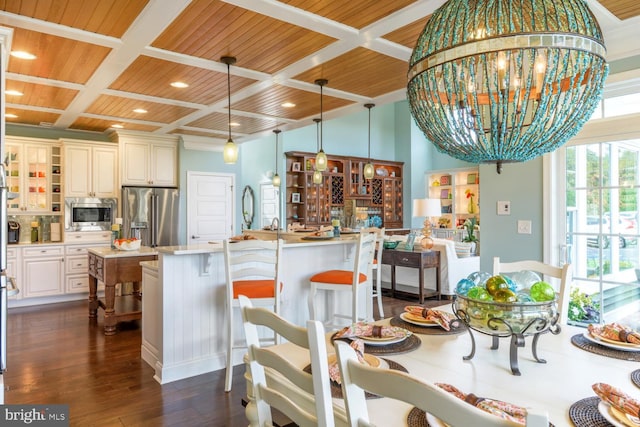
[6,246,21,300]
[5,138,57,214]
[63,141,118,198]
[113,131,178,187]
[22,245,64,298]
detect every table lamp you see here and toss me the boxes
[412,198,441,250]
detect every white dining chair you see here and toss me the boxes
[308,231,377,329]
[239,295,335,427]
[334,340,549,427]
[223,238,283,392]
[360,227,385,319]
[493,257,572,325]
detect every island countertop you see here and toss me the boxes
[87,246,159,258]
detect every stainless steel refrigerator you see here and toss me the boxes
[121,186,179,247]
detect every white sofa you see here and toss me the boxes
[381,236,480,296]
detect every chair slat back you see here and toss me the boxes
[493,257,572,325]
[224,239,283,306]
[334,341,548,427]
[361,227,385,267]
[240,295,335,427]
[354,232,377,285]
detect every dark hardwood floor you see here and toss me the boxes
[4,294,446,426]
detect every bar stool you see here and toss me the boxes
[223,238,283,392]
[361,227,385,319]
[307,232,377,329]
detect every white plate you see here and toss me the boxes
[599,401,633,427]
[400,312,440,327]
[583,332,640,352]
[426,413,450,427]
[358,328,411,346]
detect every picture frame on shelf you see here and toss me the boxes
[291,192,301,203]
[440,189,450,199]
[440,175,451,185]
[467,173,478,184]
[292,162,301,172]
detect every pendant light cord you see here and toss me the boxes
[227,62,231,141]
[319,84,323,151]
[367,106,371,160]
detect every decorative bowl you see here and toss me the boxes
[383,240,399,249]
[453,293,558,336]
[114,238,141,251]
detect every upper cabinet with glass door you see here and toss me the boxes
[6,138,56,214]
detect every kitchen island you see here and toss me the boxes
[87,246,158,335]
[141,238,365,384]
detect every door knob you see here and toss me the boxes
[191,235,200,239]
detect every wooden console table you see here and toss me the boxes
[88,247,158,335]
[381,248,440,303]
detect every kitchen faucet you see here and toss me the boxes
[270,217,280,231]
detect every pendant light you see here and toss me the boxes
[312,118,323,184]
[363,103,375,180]
[272,129,281,187]
[314,79,328,172]
[407,0,607,174]
[221,56,238,164]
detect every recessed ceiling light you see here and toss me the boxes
[230,122,240,127]
[170,81,189,88]
[133,108,147,114]
[5,90,23,96]
[281,102,296,108]
[5,113,17,118]
[10,51,36,60]
[111,124,124,129]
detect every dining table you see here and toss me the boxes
[243,303,640,427]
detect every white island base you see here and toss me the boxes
[141,239,366,384]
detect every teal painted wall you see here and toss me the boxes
[5,101,547,271]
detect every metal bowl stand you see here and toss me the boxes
[454,303,561,376]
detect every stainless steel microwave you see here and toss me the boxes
[64,197,117,232]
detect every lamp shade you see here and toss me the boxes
[413,198,441,218]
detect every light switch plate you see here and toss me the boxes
[518,220,532,234]
[497,201,510,215]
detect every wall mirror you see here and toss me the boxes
[242,185,254,229]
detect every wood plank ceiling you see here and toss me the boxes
[0,0,637,146]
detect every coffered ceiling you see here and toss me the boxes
[0,0,638,146]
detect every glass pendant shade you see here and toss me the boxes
[407,0,608,173]
[313,169,322,184]
[363,162,375,179]
[315,149,327,172]
[223,139,238,164]
[272,173,281,187]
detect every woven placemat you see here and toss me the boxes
[632,369,640,389]
[390,315,467,335]
[330,332,421,355]
[569,396,611,427]
[304,358,408,399]
[407,407,429,427]
[571,334,640,362]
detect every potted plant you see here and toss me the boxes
[459,217,479,255]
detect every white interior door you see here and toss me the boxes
[260,183,280,228]
[187,171,234,243]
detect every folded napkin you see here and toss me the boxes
[404,306,455,331]
[593,383,640,419]
[588,323,640,344]
[328,340,366,384]
[229,234,257,241]
[334,322,407,340]
[435,383,527,425]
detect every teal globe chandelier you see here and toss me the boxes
[407,0,609,173]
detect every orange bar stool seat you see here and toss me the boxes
[307,232,377,329]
